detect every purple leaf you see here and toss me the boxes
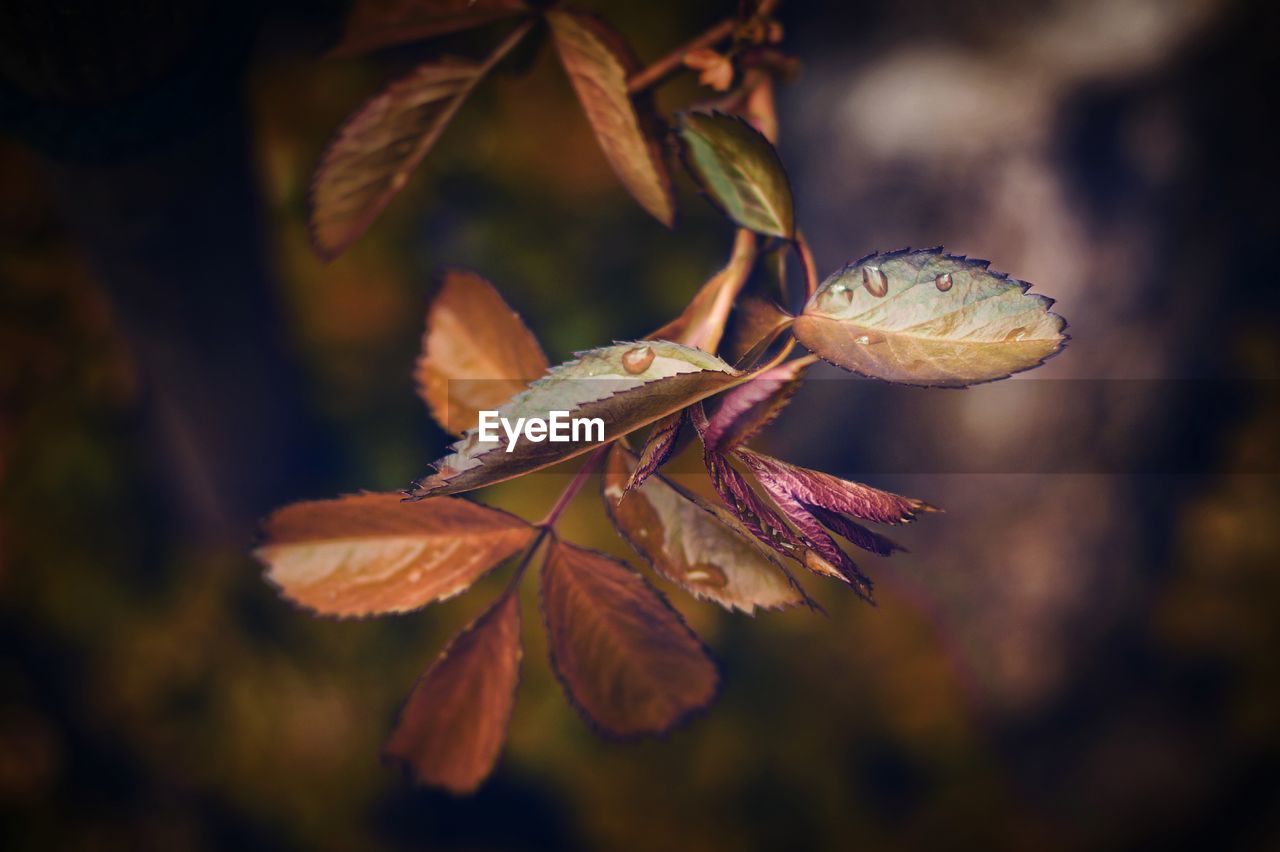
[735,449,937,525]
[808,505,906,557]
[623,411,684,496]
[701,358,810,451]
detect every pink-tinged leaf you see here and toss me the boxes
[547,10,676,227]
[539,539,719,736]
[808,505,905,557]
[331,0,529,58]
[383,592,521,793]
[602,446,808,614]
[651,229,757,353]
[745,477,875,602]
[416,269,549,435]
[310,23,530,259]
[691,405,798,556]
[253,493,534,617]
[623,410,683,496]
[701,357,811,451]
[735,448,937,525]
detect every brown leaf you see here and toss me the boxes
[416,269,549,435]
[407,341,743,499]
[384,592,522,793]
[651,229,757,352]
[254,493,534,617]
[539,538,718,736]
[310,23,531,259]
[725,294,792,366]
[603,446,806,614]
[623,410,683,495]
[331,0,529,57]
[547,10,675,227]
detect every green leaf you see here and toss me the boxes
[406,341,744,498]
[678,111,794,238]
[792,248,1067,387]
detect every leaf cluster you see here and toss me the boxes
[258,0,1068,794]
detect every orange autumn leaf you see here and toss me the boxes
[539,538,718,736]
[547,9,676,227]
[384,593,522,793]
[254,493,534,617]
[416,269,550,435]
[682,48,734,92]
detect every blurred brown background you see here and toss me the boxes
[1,0,1278,849]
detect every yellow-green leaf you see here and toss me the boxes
[406,341,744,498]
[793,248,1067,387]
[678,111,794,238]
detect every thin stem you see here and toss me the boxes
[536,444,609,527]
[626,0,781,94]
[793,229,818,301]
[504,444,611,594]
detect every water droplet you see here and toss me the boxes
[408,570,422,583]
[854,332,884,346]
[1003,326,1028,342]
[622,345,655,374]
[935,272,953,292]
[862,266,888,297]
[685,563,728,589]
[823,283,854,306]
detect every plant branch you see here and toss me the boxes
[627,0,781,94]
[504,443,611,594]
[793,229,818,301]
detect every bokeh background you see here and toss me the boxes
[2,0,1278,849]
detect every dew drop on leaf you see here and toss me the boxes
[685,563,729,589]
[622,345,656,374]
[855,332,884,345]
[935,272,953,292]
[862,266,888,297]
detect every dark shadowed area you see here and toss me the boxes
[2,0,1277,849]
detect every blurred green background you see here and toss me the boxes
[2,0,1278,849]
